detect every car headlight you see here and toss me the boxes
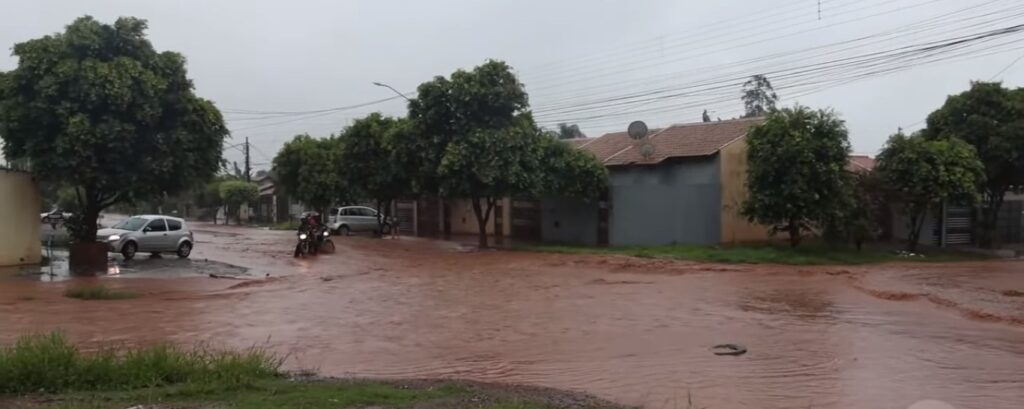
[299,233,308,240]
[323,230,330,236]
[108,235,121,242]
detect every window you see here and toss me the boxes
[357,208,377,217]
[113,217,147,231]
[166,219,182,231]
[146,219,168,232]
[330,208,340,216]
[341,208,353,216]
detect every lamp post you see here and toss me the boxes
[372,82,411,102]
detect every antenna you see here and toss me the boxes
[627,120,648,140]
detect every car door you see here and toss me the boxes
[165,219,185,249]
[358,207,380,231]
[328,207,340,226]
[138,219,167,251]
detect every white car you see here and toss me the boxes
[97,215,194,261]
[326,206,391,235]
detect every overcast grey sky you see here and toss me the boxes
[3,0,1023,170]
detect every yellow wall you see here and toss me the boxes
[718,138,772,244]
[0,171,41,266]
[448,198,512,237]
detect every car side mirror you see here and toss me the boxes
[143,227,151,233]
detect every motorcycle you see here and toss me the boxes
[294,229,314,258]
[315,226,335,254]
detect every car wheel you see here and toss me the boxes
[339,225,350,236]
[122,242,137,261]
[176,242,192,258]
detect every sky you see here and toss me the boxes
[2,0,1023,170]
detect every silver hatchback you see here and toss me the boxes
[97,215,194,260]
[326,206,391,235]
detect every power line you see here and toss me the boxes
[989,52,1024,80]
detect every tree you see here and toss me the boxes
[406,60,607,248]
[219,181,258,225]
[742,106,851,247]
[741,74,779,118]
[0,16,228,244]
[337,114,410,233]
[540,135,609,199]
[923,81,1024,248]
[272,134,348,219]
[702,110,712,123]
[876,132,983,252]
[556,123,584,139]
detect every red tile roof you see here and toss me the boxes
[576,118,764,166]
[847,155,876,172]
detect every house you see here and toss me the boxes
[542,118,772,247]
[253,171,302,224]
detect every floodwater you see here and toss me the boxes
[1,223,1023,409]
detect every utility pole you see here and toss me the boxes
[244,137,251,182]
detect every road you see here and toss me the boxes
[2,222,1023,409]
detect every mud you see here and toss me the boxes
[1,223,1023,409]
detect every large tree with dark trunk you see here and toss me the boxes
[741,106,851,247]
[406,60,606,248]
[0,16,227,246]
[923,81,1024,248]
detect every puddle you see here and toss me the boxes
[1,248,248,282]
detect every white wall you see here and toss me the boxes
[0,170,41,266]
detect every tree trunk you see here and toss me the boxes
[906,204,927,253]
[68,201,105,273]
[471,197,494,249]
[787,219,801,248]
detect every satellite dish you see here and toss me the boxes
[627,121,648,140]
[640,142,656,160]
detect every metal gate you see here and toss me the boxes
[510,198,541,241]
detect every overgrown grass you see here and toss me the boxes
[0,332,282,394]
[63,286,137,300]
[525,243,987,265]
[0,334,623,409]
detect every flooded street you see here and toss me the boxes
[1,224,1023,409]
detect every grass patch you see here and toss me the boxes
[0,332,281,394]
[1001,289,1024,297]
[525,243,986,265]
[16,296,36,301]
[0,334,624,409]
[63,286,137,300]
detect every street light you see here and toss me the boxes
[372,82,411,102]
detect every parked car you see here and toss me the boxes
[97,215,194,261]
[326,206,391,236]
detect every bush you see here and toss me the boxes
[0,332,282,394]
[64,286,137,300]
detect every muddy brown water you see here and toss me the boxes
[2,223,1023,409]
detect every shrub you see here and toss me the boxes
[64,286,137,300]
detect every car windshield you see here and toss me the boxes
[112,217,148,231]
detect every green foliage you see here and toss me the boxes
[219,181,258,224]
[64,286,137,300]
[406,59,530,197]
[923,81,1024,247]
[337,114,410,226]
[272,134,347,214]
[406,60,539,248]
[741,106,851,247]
[0,16,228,242]
[540,137,608,200]
[555,123,584,139]
[0,332,281,394]
[741,74,778,118]
[876,132,983,251]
